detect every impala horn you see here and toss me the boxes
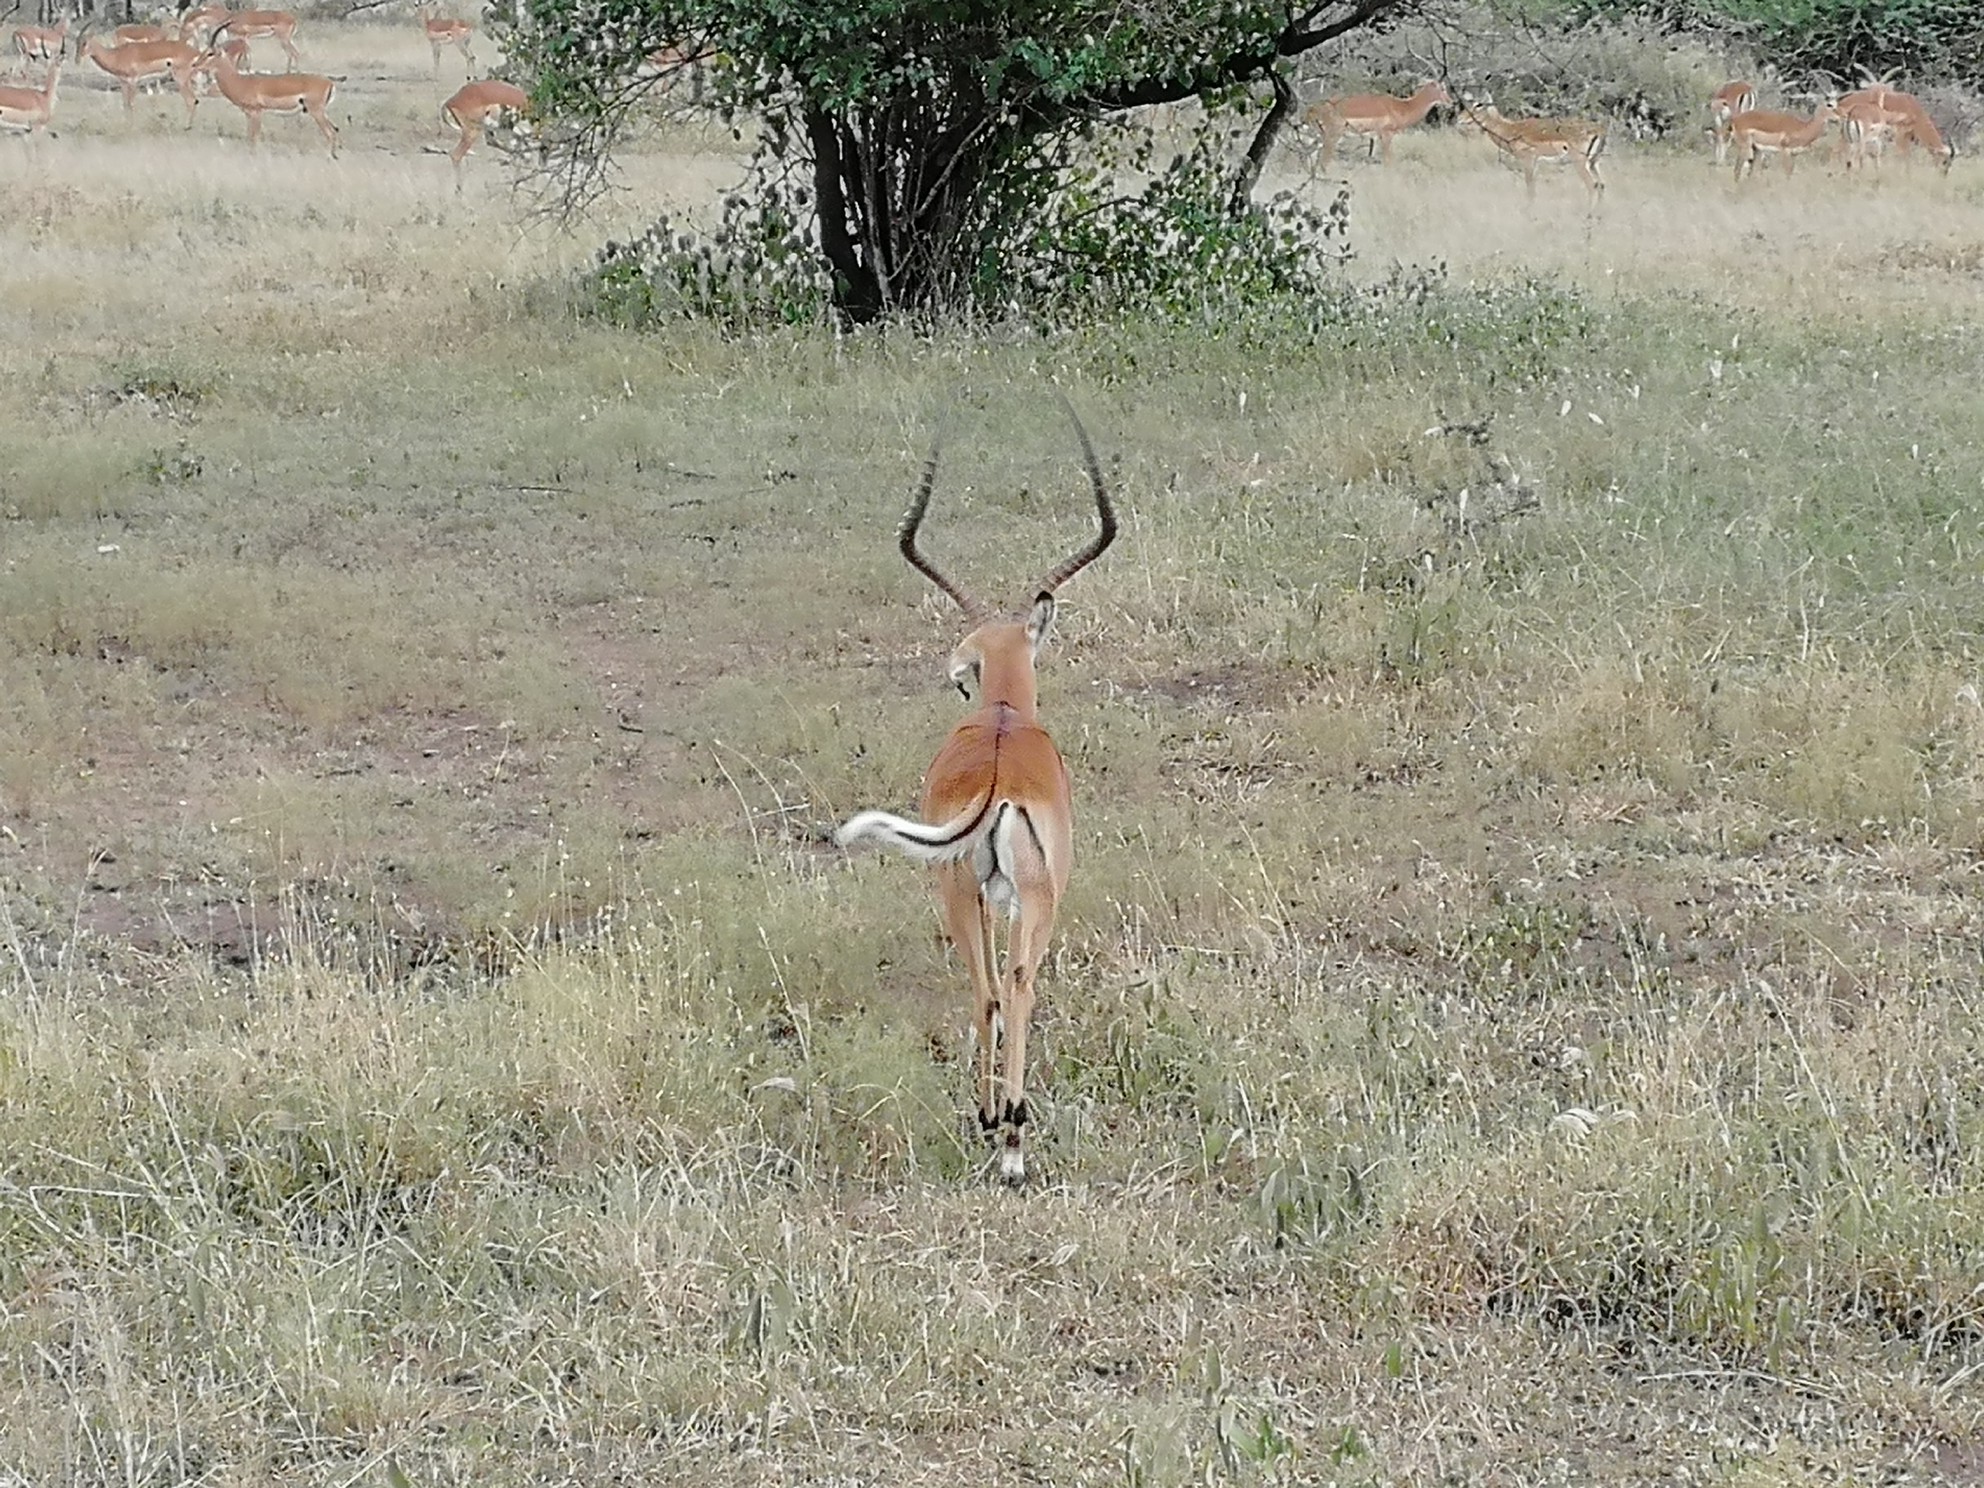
[1035,392,1116,600]
[897,428,988,625]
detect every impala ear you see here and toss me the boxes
[1026,593,1056,648]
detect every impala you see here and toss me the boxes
[419,7,473,75]
[176,4,229,46]
[0,57,59,132]
[1467,104,1606,200]
[1837,86,1951,173]
[1304,79,1449,166]
[114,22,171,43]
[1836,89,1895,171]
[836,401,1116,1185]
[212,8,299,68]
[440,77,524,187]
[82,34,206,125]
[1730,101,1835,180]
[205,37,337,155]
[1708,80,1755,164]
[12,18,67,77]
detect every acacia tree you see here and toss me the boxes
[501,0,1414,324]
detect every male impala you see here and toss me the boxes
[12,18,67,77]
[82,34,206,125]
[0,57,59,132]
[205,37,337,155]
[419,8,473,75]
[1837,86,1951,173]
[1467,104,1606,200]
[1730,100,1835,180]
[212,8,299,68]
[440,78,524,188]
[837,403,1116,1184]
[1305,79,1449,166]
[1708,80,1756,164]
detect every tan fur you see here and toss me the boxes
[1709,81,1756,164]
[420,8,473,76]
[83,36,206,126]
[1304,80,1449,166]
[212,8,299,69]
[206,38,338,156]
[12,18,67,77]
[1467,105,1607,200]
[441,78,526,188]
[177,4,230,46]
[1836,86,1950,173]
[0,57,58,132]
[1731,103,1836,180]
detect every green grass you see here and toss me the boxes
[2,23,1983,1484]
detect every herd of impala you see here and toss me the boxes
[1305,74,1956,198]
[0,3,528,183]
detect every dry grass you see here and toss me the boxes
[2,23,1982,1485]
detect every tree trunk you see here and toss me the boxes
[805,108,883,324]
[1229,69,1298,218]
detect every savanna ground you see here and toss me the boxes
[3,17,1984,1485]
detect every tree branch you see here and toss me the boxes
[1084,0,1413,112]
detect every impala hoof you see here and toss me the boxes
[998,1144,1026,1185]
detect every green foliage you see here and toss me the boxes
[501,0,1408,321]
[572,114,1355,331]
[582,178,829,331]
[1008,120,1353,323]
[1568,0,1984,82]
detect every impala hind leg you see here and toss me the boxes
[993,815,1060,1184]
[934,862,1002,1136]
[995,888,1058,1184]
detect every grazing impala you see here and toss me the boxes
[1708,80,1756,164]
[212,8,299,68]
[440,77,525,187]
[1466,103,1607,200]
[1305,79,1450,166]
[82,35,206,125]
[1837,85,1951,173]
[1730,101,1836,180]
[205,37,337,155]
[12,18,68,77]
[0,57,59,132]
[837,400,1116,1185]
[419,8,473,75]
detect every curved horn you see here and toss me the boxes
[897,429,987,623]
[1035,393,1116,598]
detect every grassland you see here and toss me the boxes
[2,21,1983,1485]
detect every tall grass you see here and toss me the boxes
[2,24,1982,1483]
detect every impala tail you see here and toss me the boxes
[836,789,994,864]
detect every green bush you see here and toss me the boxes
[1572,0,1984,85]
[571,114,1353,332]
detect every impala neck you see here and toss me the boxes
[967,622,1042,721]
[981,656,1039,718]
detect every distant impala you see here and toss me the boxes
[1305,80,1450,166]
[211,8,301,69]
[0,57,59,132]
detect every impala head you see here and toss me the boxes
[897,398,1115,713]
